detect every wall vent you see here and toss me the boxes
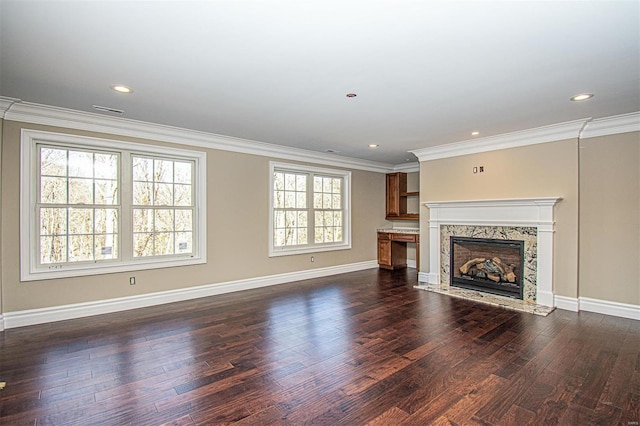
[92,105,124,115]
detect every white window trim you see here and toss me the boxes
[269,161,351,257]
[20,129,207,281]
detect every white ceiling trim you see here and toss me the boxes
[410,118,591,162]
[581,112,640,139]
[1,99,397,174]
[391,162,420,173]
[0,96,21,115]
[6,98,633,173]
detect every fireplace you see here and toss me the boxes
[422,197,561,307]
[450,237,524,299]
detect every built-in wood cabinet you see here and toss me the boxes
[377,232,393,268]
[380,172,420,271]
[377,231,419,270]
[385,172,419,220]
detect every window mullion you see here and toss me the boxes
[308,172,314,247]
[65,149,70,263]
[120,151,132,262]
[190,167,197,257]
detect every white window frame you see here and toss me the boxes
[20,129,207,281]
[269,161,351,257]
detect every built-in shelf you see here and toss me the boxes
[386,172,419,221]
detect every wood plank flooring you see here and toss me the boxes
[0,268,638,425]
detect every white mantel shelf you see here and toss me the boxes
[424,197,562,228]
[421,197,562,307]
[424,197,562,208]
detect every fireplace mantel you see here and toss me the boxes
[421,197,561,307]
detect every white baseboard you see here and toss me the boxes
[417,272,439,284]
[579,297,640,320]
[2,260,378,329]
[536,291,555,308]
[555,295,639,320]
[4,262,636,329]
[418,283,638,320]
[555,295,580,312]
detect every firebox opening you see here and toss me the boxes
[450,236,524,299]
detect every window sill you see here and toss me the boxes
[21,256,207,282]
[268,243,351,258]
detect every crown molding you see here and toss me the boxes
[1,99,395,173]
[0,96,21,117]
[392,162,420,173]
[581,111,640,139]
[410,118,590,162]
[6,98,635,171]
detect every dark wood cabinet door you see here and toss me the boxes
[378,237,391,267]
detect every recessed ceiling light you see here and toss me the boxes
[111,84,133,94]
[368,144,379,149]
[471,131,480,136]
[570,93,593,101]
[346,93,357,98]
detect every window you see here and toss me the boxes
[269,162,351,256]
[38,146,119,265]
[21,130,206,281]
[131,156,194,257]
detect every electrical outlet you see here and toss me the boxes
[311,256,315,262]
[473,167,478,173]
[129,277,136,285]
[479,166,484,172]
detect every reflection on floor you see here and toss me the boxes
[415,282,555,316]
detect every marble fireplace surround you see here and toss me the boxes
[420,198,561,308]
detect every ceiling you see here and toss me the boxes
[1,1,638,166]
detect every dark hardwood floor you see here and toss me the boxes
[0,268,638,425]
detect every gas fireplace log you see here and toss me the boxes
[486,273,501,282]
[503,264,516,283]
[491,257,507,275]
[499,261,516,283]
[459,256,518,283]
[459,257,486,275]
